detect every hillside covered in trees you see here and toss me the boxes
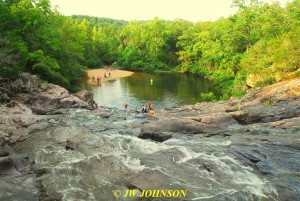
[1,0,299,97]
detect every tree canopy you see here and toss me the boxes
[1,0,299,96]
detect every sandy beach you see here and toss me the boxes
[86,68,134,85]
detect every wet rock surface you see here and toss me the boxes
[0,77,299,201]
[0,73,92,114]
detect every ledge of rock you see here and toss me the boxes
[1,73,93,114]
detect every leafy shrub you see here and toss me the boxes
[200,92,216,102]
[255,76,276,87]
[32,63,70,89]
[231,73,247,98]
[263,99,272,106]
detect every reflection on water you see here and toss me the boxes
[89,72,219,109]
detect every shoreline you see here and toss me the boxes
[86,68,134,86]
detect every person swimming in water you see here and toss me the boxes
[124,103,129,110]
[148,108,155,116]
[148,101,153,110]
[142,105,148,113]
[92,100,98,109]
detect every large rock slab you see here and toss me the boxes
[28,83,89,114]
[3,73,91,114]
[141,113,238,141]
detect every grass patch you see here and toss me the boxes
[200,92,216,102]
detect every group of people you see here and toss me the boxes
[124,101,155,116]
[146,100,154,114]
[92,100,155,116]
[91,75,102,84]
[91,67,113,84]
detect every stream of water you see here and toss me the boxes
[11,109,278,201]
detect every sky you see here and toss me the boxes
[50,0,291,23]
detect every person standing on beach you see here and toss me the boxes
[97,75,102,84]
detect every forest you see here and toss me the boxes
[0,0,299,97]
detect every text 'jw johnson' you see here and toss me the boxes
[113,189,187,199]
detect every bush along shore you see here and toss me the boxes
[0,73,299,200]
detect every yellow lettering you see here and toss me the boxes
[167,190,172,198]
[140,190,145,197]
[152,190,161,197]
[145,190,152,197]
[181,190,187,197]
[130,190,138,197]
[124,190,129,197]
[124,190,137,197]
[140,189,187,198]
[161,190,167,197]
[172,190,180,197]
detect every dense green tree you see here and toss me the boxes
[0,0,298,96]
[117,18,171,71]
[165,20,193,66]
[239,0,300,86]
[176,0,299,97]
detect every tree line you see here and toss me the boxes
[1,0,299,96]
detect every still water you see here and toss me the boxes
[87,72,219,110]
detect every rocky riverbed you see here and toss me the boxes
[0,74,299,201]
